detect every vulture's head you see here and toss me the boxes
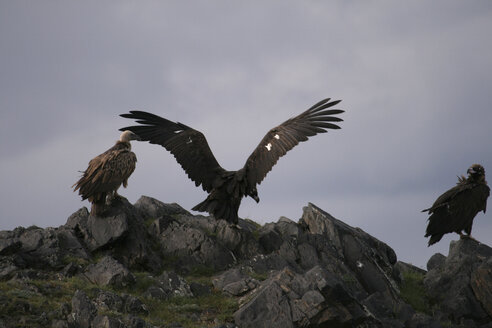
[467,164,486,181]
[248,187,260,203]
[119,130,141,142]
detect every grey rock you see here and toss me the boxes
[143,286,169,300]
[426,253,446,271]
[275,217,300,239]
[235,266,377,328]
[0,237,21,255]
[216,221,244,251]
[84,256,135,287]
[301,203,397,265]
[92,315,125,328]
[0,257,18,280]
[258,224,283,253]
[395,261,426,276]
[213,268,259,296]
[66,198,162,272]
[213,324,238,328]
[158,219,235,272]
[94,289,147,315]
[2,196,492,327]
[122,294,148,315]
[60,262,82,278]
[95,289,124,312]
[405,313,442,328]
[0,225,89,271]
[189,281,211,296]
[144,271,193,300]
[126,315,153,328]
[67,206,128,252]
[424,238,492,323]
[300,204,399,295]
[86,214,128,251]
[134,195,190,220]
[51,319,69,328]
[234,203,408,327]
[148,217,173,236]
[471,257,492,318]
[156,271,193,298]
[70,290,97,328]
[234,269,294,328]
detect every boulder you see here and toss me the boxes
[134,195,190,220]
[91,315,125,328]
[234,266,379,327]
[65,204,128,252]
[424,238,492,323]
[426,253,446,271]
[157,216,237,272]
[143,271,193,300]
[212,268,259,296]
[0,225,89,273]
[234,203,414,327]
[84,256,135,288]
[70,290,97,328]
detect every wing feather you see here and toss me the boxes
[424,182,490,236]
[120,111,225,192]
[243,98,343,187]
[73,144,136,200]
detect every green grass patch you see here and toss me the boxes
[399,271,431,314]
[144,291,237,327]
[0,268,236,328]
[247,270,268,281]
[143,217,156,228]
[125,271,156,294]
[62,255,90,266]
[187,264,216,278]
[0,276,93,327]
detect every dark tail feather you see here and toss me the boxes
[192,196,239,224]
[427,234,443,246]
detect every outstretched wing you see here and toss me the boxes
[243,98,344,188]
[120,111,225,192]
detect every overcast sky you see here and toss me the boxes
[1,1,492,269]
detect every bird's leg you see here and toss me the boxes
[106,190,119,205]
[113,189,121,199]
[459,232,477,242]
[108,187,126,205]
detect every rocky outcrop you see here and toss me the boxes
[233,204,413,328]
[1,196,492,327]
[424,238,492,327]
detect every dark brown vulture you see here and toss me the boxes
[73,130,139,216]
[120,98,344,224]
[423,164,490,246]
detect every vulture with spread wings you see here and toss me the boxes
[120,98,344,224]
[423,164,490,246]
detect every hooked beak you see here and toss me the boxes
[252,195,260,203]
[129,131,141,141]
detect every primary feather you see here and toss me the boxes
[120,98,344,223]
